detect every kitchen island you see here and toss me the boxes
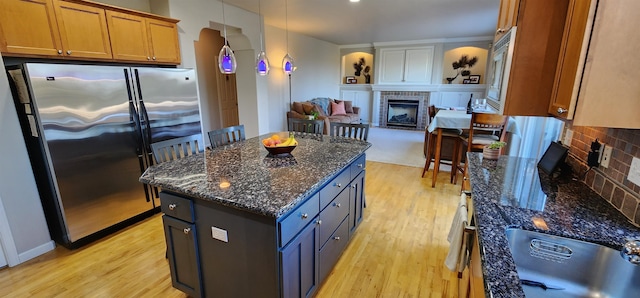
[467,153,640,297]
[140,133,370,298]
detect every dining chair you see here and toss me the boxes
[288,118,324,135]
[452,112,508,184]
[208,125,246,148]
[151,134,205,164]
[421,106,463,180]
[329,122,369,141]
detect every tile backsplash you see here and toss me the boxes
[564,124,640,225]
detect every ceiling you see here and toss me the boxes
[223,0,501,45]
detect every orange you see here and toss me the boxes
[271,134,281,141]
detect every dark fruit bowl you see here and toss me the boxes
[264,145,296,157]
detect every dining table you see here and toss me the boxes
[426,109,519,188]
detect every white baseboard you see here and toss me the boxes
[15,240,56,267]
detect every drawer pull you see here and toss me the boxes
[357,163,363,168]
[333,236,340,241]
[334,183,342,188]
[168,203,177,210]
[351,184,356,189]
[333,203,341,208]
[301,213,309,219]
[183,227,191,234]
[316,219,322,225]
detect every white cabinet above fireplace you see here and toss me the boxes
[377,46,434,84]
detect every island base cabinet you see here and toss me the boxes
[162,215,202,298]
[281,218,320,298]
[318,218,350,282]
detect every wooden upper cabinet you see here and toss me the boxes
[0,0,180,64]
[106,11,151,62]
[548,0,592,119]
[54,0,112,59]
[147,18,181,64]
[0,0,63,56]
[495,0,520,41]
[107,11,180,64]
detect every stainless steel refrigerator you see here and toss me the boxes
[7,63,201,248]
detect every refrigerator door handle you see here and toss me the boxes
[125,68,151,203]
[134,69,153,155]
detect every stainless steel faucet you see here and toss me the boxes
[621,239,640,265]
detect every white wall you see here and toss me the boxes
[0,57,55,266]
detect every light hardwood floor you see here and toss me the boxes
[0,161,461,297]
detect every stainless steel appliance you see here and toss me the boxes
[6,63,201,248]
[486,27,517,113]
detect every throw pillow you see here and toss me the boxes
[343,101,354,113]
[302,103,315,115]
[292,102,305,115]
[331,101,347,116]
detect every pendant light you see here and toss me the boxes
[282,0,295,74]
[218,0,237,74]
[256,0,270,75]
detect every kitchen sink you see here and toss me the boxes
[505,228,640,298]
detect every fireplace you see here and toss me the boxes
[387,100,419,128]
[379,91,429,130]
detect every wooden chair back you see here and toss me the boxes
[151,134,205,163]
[288,118,324,135]
[466,113,508,153]
[208,125,246,148]
[329,123,369,141]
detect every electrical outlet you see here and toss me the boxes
[562,129,573,147]
[600,145,612,168]
[211,226,228,242]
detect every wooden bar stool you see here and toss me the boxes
[422,106,462,186]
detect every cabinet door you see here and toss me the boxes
[53,0,112,59]
[348,170,365,236]
[163,215,202,298]
[573,0,640,128]
[548,0,592,119]
[380,49,406,83]
[0,0,62,57]
[469,231,485,298]
[495,0,520,40]
[146,18,181,64]
[281,219,320,298]
[106,10,151,62]
[404,47,433,83]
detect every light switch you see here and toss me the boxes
[628,157,640,187]
[211,226,228,242]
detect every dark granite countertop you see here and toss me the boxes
[140,134,370,218]
[467,153,640,297]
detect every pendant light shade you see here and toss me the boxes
[218,0,237,74]
[219,43,237,74]
[256,0,270,75]
[282,53,294,74]
[282,0,295,74]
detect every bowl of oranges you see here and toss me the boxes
[262,132,298,156]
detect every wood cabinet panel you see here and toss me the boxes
[548,0,592,119]
[0,0,62,56]
[147,18,181,64]
[54,0,112,59]
[495,0,520,41]
[106,10,150,62]
[378,47,434,84]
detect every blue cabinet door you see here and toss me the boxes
[349,170,365,236]
[163,215,202,298]
[281,218,320,298]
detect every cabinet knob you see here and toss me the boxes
[57,50,63,54]
[147,57,151,60]
[168,203,177,210]
[301,213,308,219]
[333,236,340,241]
[183,227,191,234]
[557,107,568,115]
[496,28,506,35]
[152,56,156,60]
[66,50,72,55]
[316,219,322,225]
[351,184,356,189]
[357,163,363,168]
[333,203,341,208]
[334,183,342,188]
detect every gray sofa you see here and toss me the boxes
[287,97,360,134]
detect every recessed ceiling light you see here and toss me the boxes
[350,0,360,3]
